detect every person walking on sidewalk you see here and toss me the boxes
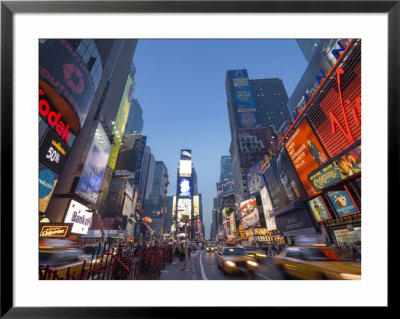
[179,243,186,270]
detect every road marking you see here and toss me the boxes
[254,272,272,280]
[199,251,208,280]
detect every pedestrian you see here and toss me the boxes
[179,243,186,270]
[264,245,269,256]
[271,244,276,256]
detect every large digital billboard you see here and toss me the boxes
[133,136,147,186]
[75,122,111,204]
[285,118,329,197]
[193,195,200,217]
[262,164,287,210]
[178,177,192,197]
[64,200,92,235]
[270,146,308,204]
[180,149,192,160]
[222,181,235,197]
[309,144,361,192]
[177,198,192,220]
[259,186,277,231]
[39,39,95,127]
[179,160,192,177]
[107,74,135,169]
[327,189,359,218]
[245,159,266,196]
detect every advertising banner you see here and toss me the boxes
[240,198,260,229]
[193,195,200,217]
[75,122,111,204]
[122,196,133,217]
[64,200,92,234]
[305,60,361,158]
[309,144,361,192]
[259,186,277,231]
[179,160,192,177]
[232,70,256,111]
[245,159,266,196]
[39,39,95,126]
[107,75,135,169]
[177,198,192,220]
[271,147,307,204]
[216,182,223,195]
[39,128,71,175]
[181,149,192,160]
[222,181,235,197]
[275,208,317,237]
[307,196,332,222]
[229,211,236,234]
[285,118,329,197]
[134,136,147,186]
[262,164,287,210]
[178,177,192,198]
[39,163,59,213]
[172,196,177,218]
[125,182,134,200]
[327,189,359,217]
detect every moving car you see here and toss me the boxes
[206,246,215,252]
[274,245,361,280]
[217,246,259,275]
[243,246,267,260]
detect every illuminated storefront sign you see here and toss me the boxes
[107,75,135,169]
[307,196,332,222]
[327,189,359,218]
[40,223,72,238]
[39,128,71,175]
[285,119,329,197]
[309,144,361,192]
[64,200,92,235]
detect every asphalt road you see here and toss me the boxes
[193,250,285,280]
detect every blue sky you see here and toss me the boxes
[132,39,308,239]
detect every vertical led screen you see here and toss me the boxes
[180,149,192,160]
[231,69,258,128]
[245,159,266,196]
[193,195,199,217]
[39,163,59,213]
[259,186,277,231]
[262,164,286,210]
[270,147,308,204]
[240,198,260,229]
[285,118,329,197]
[178,177,192,198]
[39,39,95,126]
[107,75,135,169]
[305,55,361,158]
[75,122,111,204]
[133,136,147,186]
[172,196,177,218]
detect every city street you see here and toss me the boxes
[160,250,284,280]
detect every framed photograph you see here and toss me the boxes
[1,0,394,316]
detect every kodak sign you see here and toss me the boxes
[39,88,71,143]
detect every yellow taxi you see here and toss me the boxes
[274,245,361,280]
[217,246,259,275]
[243,246,267,260]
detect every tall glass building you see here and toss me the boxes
[296,39,322,63]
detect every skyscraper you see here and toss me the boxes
[296,39,322,63]
[124,98,144,134]
[220,155,233,184]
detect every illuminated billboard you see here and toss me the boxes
[39,163,59,213]
[193,195,200,217]
[39,39,95,127]
[177,198,192,220]
[327,189,359,218]
[240,198,260,229]
[172,196,177,218]
[245,159,266,196]
[180,149,192,160]
[222,182,234,197]
[179,160,192,177]
[64,200,92,235]
[107,75,135,169]
[75,122,111,204]
[285,118,329,197]
[307,196,332,222]
[259,187,277,231]
[178,177,192,198]
[305,57,361,158]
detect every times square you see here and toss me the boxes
[35,38,363,284]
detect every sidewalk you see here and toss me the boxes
[160,251,200,280]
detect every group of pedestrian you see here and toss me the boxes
[264,243,284,256]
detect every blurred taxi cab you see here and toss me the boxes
[39,239,90,279]
[274,245,361,280]
[243,246,267,260]
[217,246,259,275]
[206,246,215,252]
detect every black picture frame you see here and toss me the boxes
[1,0,394,317]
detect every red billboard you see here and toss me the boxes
[284,119,329,197]
[306,55,361,158]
